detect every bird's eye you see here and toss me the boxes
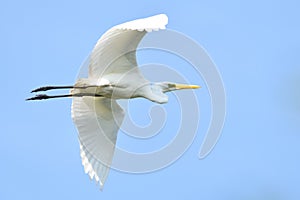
[168,83,176,88]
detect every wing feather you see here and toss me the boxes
[72,97,124,189]
[88,14,168,79]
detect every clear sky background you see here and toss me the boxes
[1,0,300,199]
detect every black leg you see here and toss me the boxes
[26,94,72,100]
[26,93,104,101]
[31,85,102,93]
[31,86,74,93]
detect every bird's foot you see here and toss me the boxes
[31,86,54,93]
[26,94,50,101]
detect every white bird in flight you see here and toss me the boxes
[27,14,200,189]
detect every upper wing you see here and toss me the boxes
[88,14,168,79]
[71,97,125,189]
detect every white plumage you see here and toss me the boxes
[27,14,200,190]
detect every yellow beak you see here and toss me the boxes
[175,84,201,90]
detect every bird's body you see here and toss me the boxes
[27,14,200,189]
[72,74,149,100]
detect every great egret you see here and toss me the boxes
[27,14,200,189]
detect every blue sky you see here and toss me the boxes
[1,0,300,199]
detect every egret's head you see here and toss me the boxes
[156,82,201,93]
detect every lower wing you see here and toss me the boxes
[71,96,124,189]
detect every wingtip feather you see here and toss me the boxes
[79,141,110,190]
[114,14,169,32]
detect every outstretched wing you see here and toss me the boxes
[71,97,124,189]
[88,14,168,79]
[72,14,168,189]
